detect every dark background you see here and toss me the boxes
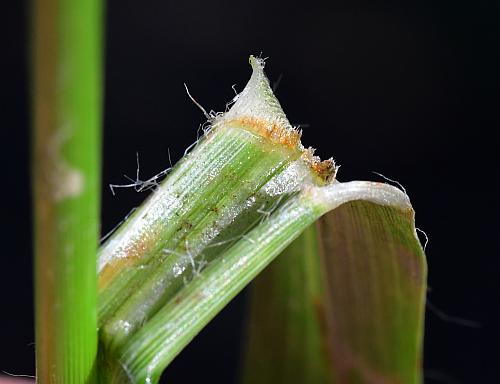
[4,0,499,382]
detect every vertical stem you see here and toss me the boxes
[32,0,102,382]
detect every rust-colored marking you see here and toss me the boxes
[98,257,136,290]
[98,232,157,290]
[301,148,336,183]
[225,116,302,149]
[224,116,337,182]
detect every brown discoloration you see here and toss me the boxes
[224,116,337,182]
[98,231,158,289]
[301,147,336,183]
[98,257,136,290]
[225,116,302,149]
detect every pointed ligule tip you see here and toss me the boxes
[218,55,299,149]
[249,54,265,69]
[217,55,337,182]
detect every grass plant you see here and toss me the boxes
[32,6,426,380]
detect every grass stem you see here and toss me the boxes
[32,0,103,381]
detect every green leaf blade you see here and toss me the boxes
[317,200,426,383]
[242,184,426,384]
[242,223,330,384]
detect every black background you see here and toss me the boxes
[3,0,499,382]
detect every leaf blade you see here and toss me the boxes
[242,224,330,384]
[242,186,426,384]
[317,200,426,383]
